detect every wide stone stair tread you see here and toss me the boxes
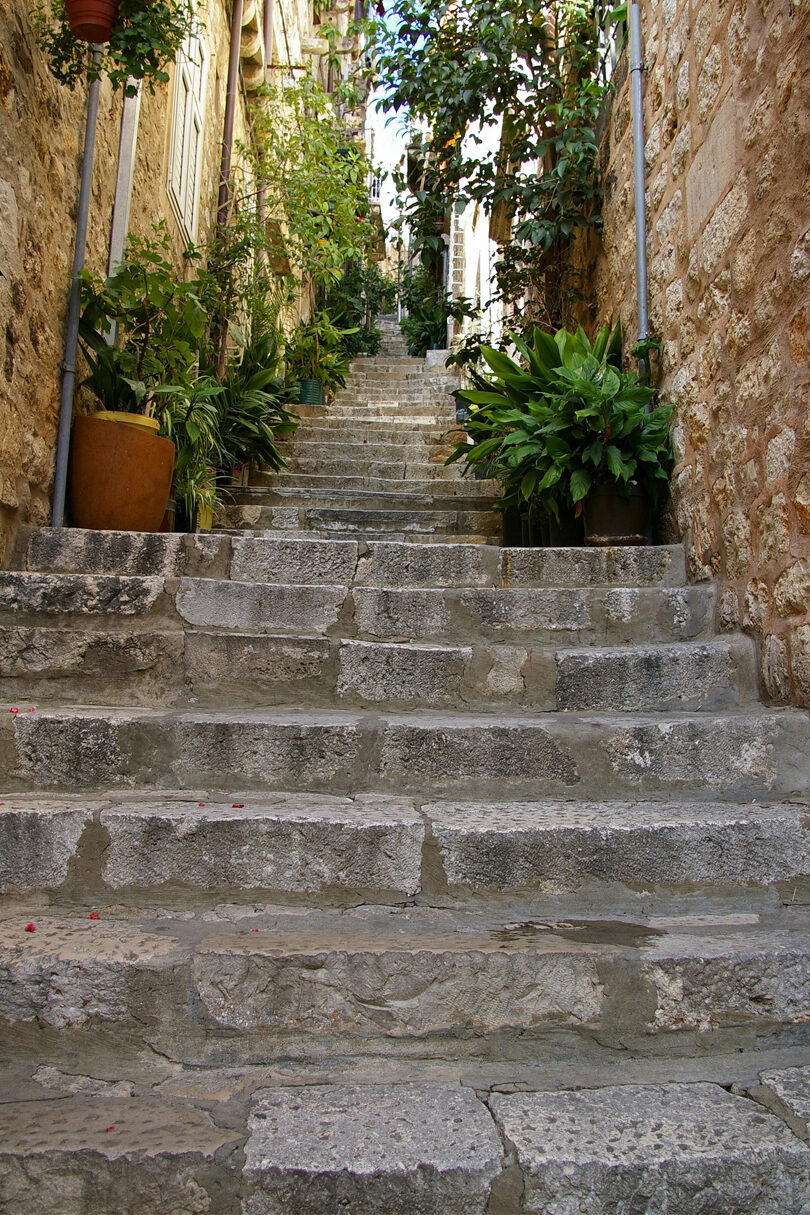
[2,1068,808,1215]
[1,626,759,712]
[3,703,809,801]
[252,474,499,497]
[230,488,499,512]
[2,905,810,1063]
[13,530,689,588]
[1,791,808,901]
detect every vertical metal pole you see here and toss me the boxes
[629,3,650,379]
[51,54,103,527]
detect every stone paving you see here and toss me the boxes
[0,326,809,1212]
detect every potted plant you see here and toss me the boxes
[68,227,206,532]
[447,323,673,546]
[284,311,357,405]
[33,0,196,93]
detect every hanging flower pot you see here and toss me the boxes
[64,0,120,43]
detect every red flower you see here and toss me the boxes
[89,911,100,920]
[9,707,18,714]
[24,923,35,932]
[232,803,245,808]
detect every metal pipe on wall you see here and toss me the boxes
[629,3,650,378]
[217,0,245,232]
[51,54,103,528]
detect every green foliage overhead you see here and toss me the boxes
[32,0,196,93]
[400,266,477,356]
[376,0,625,319]
[321,261,398,358]
[247,77,378,288]
[448,323,673,516]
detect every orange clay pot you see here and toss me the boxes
[65,0,120,42]
[68,413,175,533]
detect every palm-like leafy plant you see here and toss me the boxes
[448,323,672,519]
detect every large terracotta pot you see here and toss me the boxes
[582,484,648,547]
[65,0,120,42]
[68,414,175,533]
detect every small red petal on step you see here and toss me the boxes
[232,803,245,808]
[105,1126,117,1133]
[89,911,100,920]
[250,928,259,932]
[9,707,18,714]
[198,802,205,807]
[28,707,35,712]
[24,923,35,932]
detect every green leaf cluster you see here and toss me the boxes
[448,323,673,517]
[400,266,477,356]
[283,310,358,393]
[321,261,398,358]
[77,224,300,525]
[32,0,196,94]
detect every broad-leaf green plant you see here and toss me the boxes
[447,323,672,518]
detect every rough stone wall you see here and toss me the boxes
[0,0,254,567]
[578,0,810,706]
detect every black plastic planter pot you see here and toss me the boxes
[583,484,648,546]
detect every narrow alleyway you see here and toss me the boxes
[0,336,809,1212]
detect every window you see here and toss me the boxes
[167,25,207,240]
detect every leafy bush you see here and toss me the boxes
[321,261,398,358]
[448,323,673,519]
[283,311,357,395]
[400,267,476,356]
[33,0,196,94]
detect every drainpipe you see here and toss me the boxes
[629,3,650,385]
[255,0,274,257]
[51,53,102,528]
[217,0,245,233]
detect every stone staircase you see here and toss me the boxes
[219,334,502,544]
[1,335,810,1212]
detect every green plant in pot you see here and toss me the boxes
[284,311,357,405]
[33,0,196,93]
[448,323,673,546]
[216,329,300,482]
[69,227,206,532]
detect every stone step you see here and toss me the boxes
[2,907,810,1064]
[283,439,456,460]
[230,488,499,513]
[256,473,497,498]
[1,792,807,905]
[3,705,808,801]
[1,1067,808,1215]
[14,531,690,588]
[282,457,468,480]
[290,417,458,434]
[288,428,461,447]
[217,505,503,540]
[0,571,715,646]
[0,624,756,711]
[0,1092,240,1215]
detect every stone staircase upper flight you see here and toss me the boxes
[0,325,809,1213]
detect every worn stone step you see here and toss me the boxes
[0,571,713,651]
[1,793,807,904]
[2,907,810,1063]
[283,440,456,461]
[14,530,689,588]
[3,705,808,801]
[0,1093,240,1215]
[0,624,757,711]
[284,457,465,480]
[219,505,502,539]
[290,421,459,441]
[256,473,497,498]
[490,1083,810,1215]
[1,1070,806,1215]
[229,487,499,514]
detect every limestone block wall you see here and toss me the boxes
[578,0,810,705]
[0,0,252,567]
